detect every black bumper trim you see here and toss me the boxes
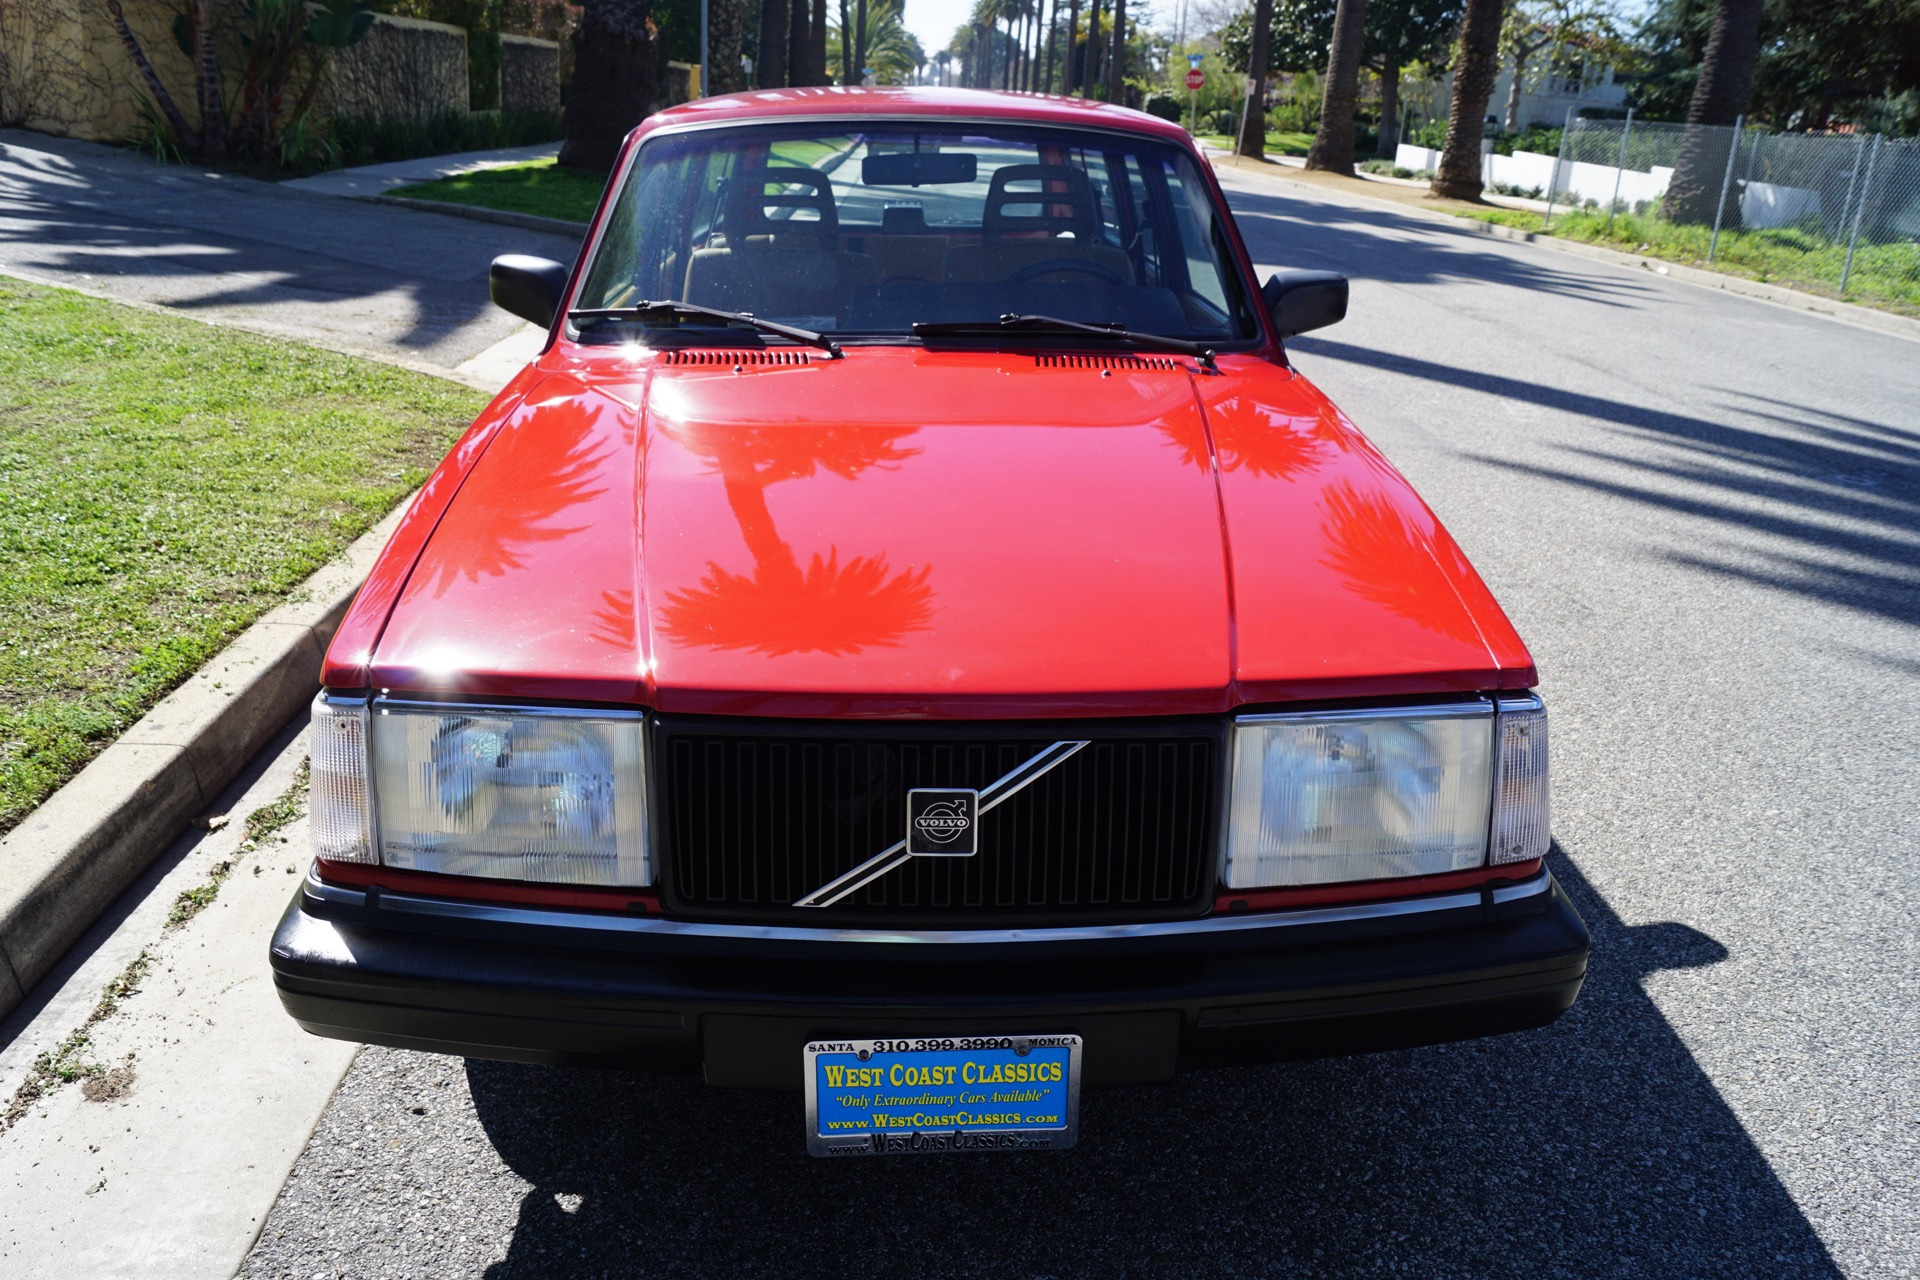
[270,872,1590,1087]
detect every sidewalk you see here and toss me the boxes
[279,142,560,199]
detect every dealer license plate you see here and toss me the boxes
[804,1035,1082,1157]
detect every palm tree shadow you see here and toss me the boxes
[463,849,1840,1279]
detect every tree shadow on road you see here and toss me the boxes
[1291,336,1920,634]
[1219,177,1658,308]
[464,851,1840,1279]
[0,131,581,359]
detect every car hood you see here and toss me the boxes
[350,347,1531,715]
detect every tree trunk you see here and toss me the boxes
[756,0,788,86]
[1305,0,1367,174]
[1377,62,1399,157]
[811,0,828,84]
[788,0,809,84]
[855,0,868,80]
[103,0,201,155]
[1664,0,1763,224]
[1001,12,1012,89]
[1043,0,1058,92]
[1429,0,1501,199]
[1234,0,1271,158]
[1064,0,1079,92]
[1106,0,1124,103]
[189,0,225,162]
[1085,0,1102,96]
[711,0,747,92]
[840,0,853,82]
[1504,51,1525,132]
[559,0,659,173]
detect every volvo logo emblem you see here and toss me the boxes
[906,789,977,856]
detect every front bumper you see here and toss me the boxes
[270,867,1589,1089]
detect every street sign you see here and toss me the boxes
[1185,68,1205,91]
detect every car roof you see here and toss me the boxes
[635,86,1195,146]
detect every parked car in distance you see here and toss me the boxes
[273,87,1588,1157]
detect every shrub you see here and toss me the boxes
[323,107,564,170]
[1493,123,1563,157]
[1361,158,1421,180]
[1142,92,1185,124]
[1208,109,1236,135]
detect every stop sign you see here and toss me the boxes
[1185,68,1205,91]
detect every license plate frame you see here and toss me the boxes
[804,1034,1082,1157]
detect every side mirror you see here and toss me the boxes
[489,254,571,329]
[1262,270,1349,338]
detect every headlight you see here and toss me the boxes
[309,694,650,887]
[1223,700,1540,889]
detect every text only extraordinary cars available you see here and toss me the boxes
[272,87,1589,1156]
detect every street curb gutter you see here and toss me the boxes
[0,503,407,1020]
[362,193,588,239]
[1207,154,1920,345]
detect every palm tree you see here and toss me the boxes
[935,49,952,85]
[1234,0,1270,157]
[560,0,658,172]
[710,0,748,92]
[757,0,789,86]
[830,0,926,84]
[1305,0,1369,175]
[1664,0,1764,223]
[1429,0,1503,199]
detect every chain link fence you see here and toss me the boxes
[1539,117,1920,314]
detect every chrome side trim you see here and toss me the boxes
[1490,877,1546,905]
[305,866,1550,945]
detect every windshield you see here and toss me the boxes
[574,121,1261,343]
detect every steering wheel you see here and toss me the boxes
[1004,258,1132,287]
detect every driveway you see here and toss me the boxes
[0,130,579,377]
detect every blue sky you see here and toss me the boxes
[905,0,980,60]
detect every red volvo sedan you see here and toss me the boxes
[273,87,1587,1156]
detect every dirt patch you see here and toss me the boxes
[80,1060,136,1103]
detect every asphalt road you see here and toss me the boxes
[233,169,1918,1279]
[0,130,579,374]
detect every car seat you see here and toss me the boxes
[945,164,1135,285]
[683,167,878,317]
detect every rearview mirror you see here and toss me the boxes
[489,254,570,328]
[862,151,979,187]
[1262,270,1349,338]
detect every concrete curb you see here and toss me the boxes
[0,503,408,1019]
[1208,154,1920,345]
[362,193,588,239]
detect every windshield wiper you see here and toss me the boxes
[569,301,843,357]
[912,314,1216,368]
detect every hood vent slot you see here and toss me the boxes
[1034,354,1183,371]
[663,349,812,366]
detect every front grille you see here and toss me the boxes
[654,719,1222,925]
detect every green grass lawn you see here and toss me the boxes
[0,281,484,836]
[390,158,608,224]
[1452,206,1920,317]
[1195,131,1317,156]
[389,146,857,225]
